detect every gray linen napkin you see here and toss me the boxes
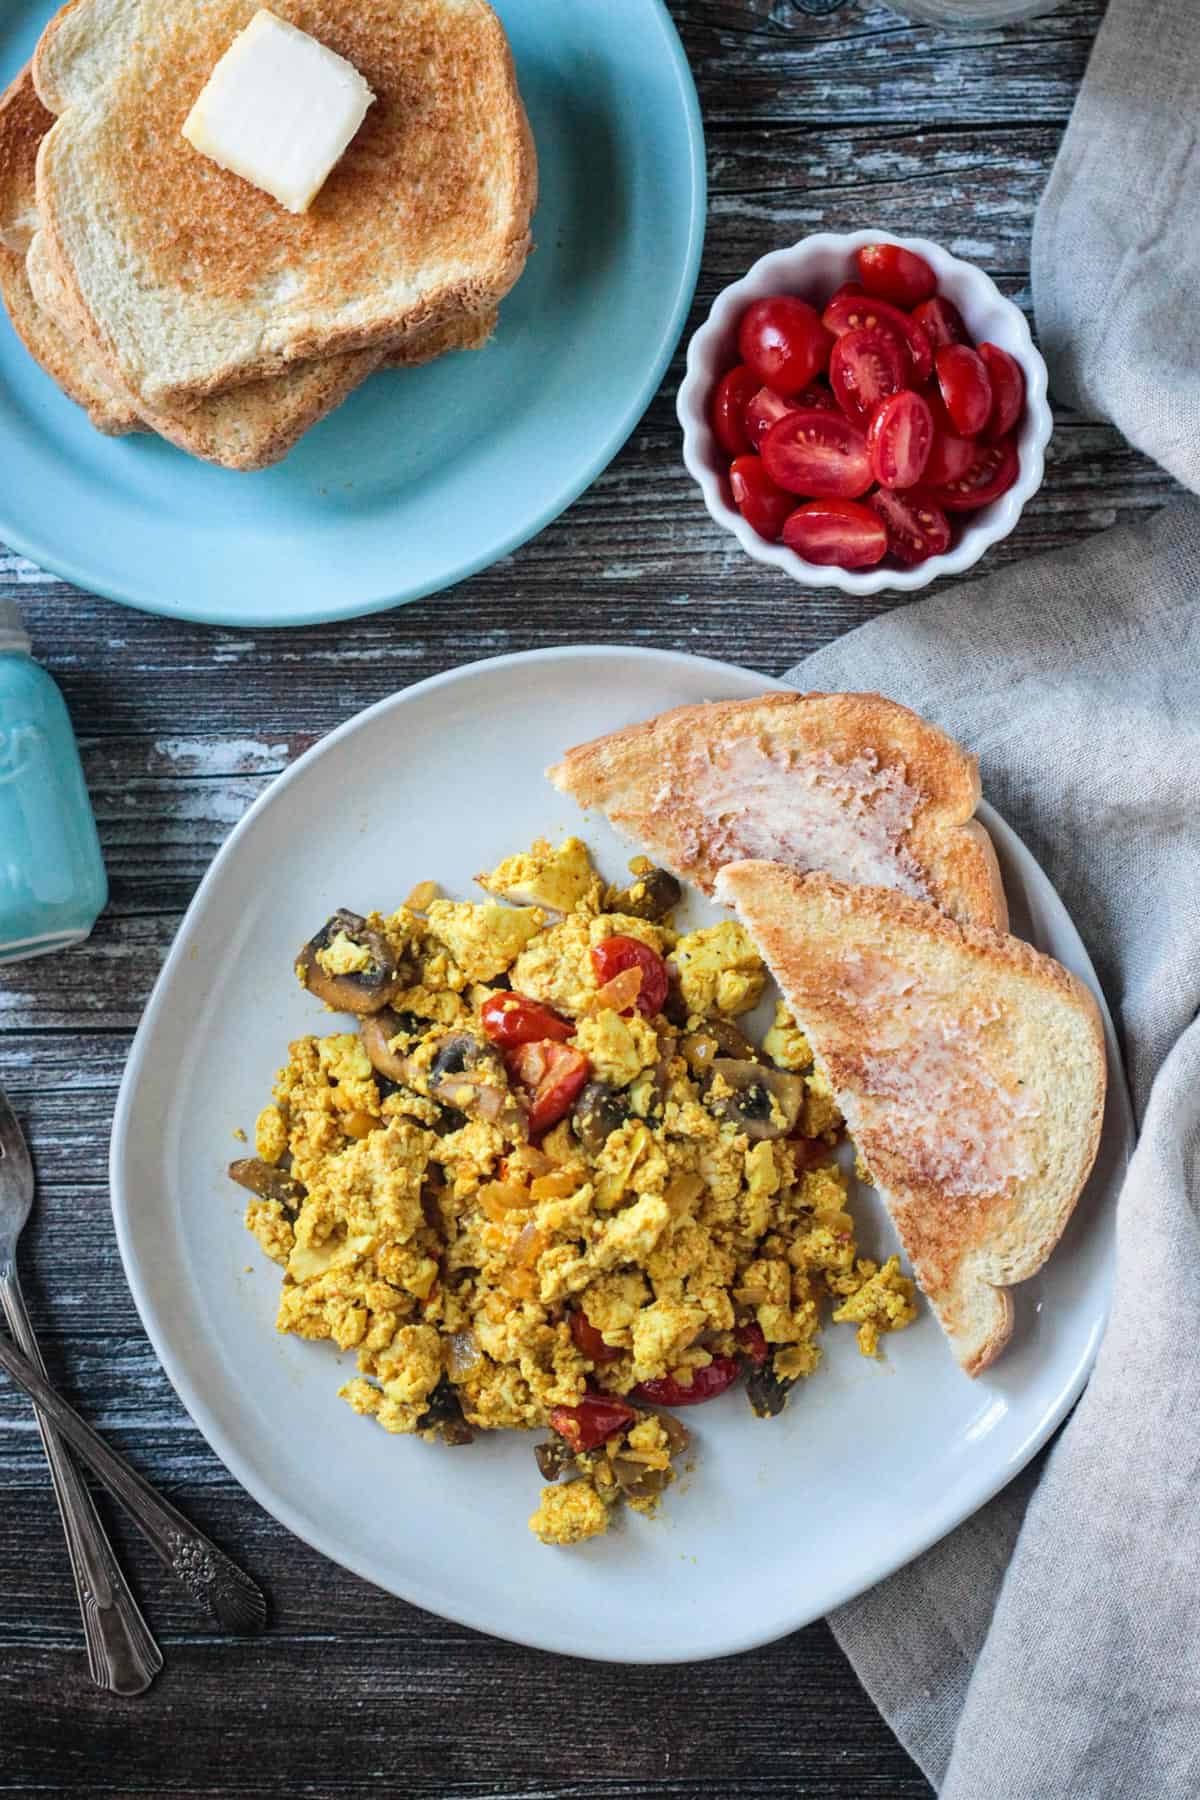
[777,7,1200,1782]
[788,499,1200,1795]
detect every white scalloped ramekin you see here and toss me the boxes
[676,229,1053,596]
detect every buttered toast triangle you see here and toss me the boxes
[714,861,1106,1375]
[549,692,1008,932]
[31,0,535,413]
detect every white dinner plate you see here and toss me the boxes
[110,647,1133,1663]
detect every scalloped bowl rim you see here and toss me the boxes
[677,229,1052,595]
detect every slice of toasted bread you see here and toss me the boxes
[549,692,1008,932]
[33,0,536,412]
[1,65,494,465]
[714,861,1106,1375]
[0,238,142,432]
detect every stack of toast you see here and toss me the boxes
[0,0,536,469]
[551,693,1107,1377]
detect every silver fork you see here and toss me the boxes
[0,1085,162,1694]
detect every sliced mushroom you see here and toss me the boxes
[535,1436,578,1481]
[297,909,402,1015]
[417,1031,525,1131]
[359,1008,425,1083]
[682,1018,767,1074]
[419,1375,475,1447]
[571,1081,631,1156]
[611,1458,672,1502]
[609,866,682,922]
[228,1158,305,1211]
[703,1059,805,1140]
[746,1356,796,1419]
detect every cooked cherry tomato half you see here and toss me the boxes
[735,1322,769,1367]
[854,242,937,309]
[737,296,834,395]
[570,1309,621,1366]
[869,487,952,565]
[711,364,759,458]
[633,1356,741,1407]
[829,327,908,425]
[935,344,993,437]
[912,295,969,352]
[480,993,573,1047]
[590,935,669,1018]
[506,1041,592,1136]
[549,1391,638,1452]
[729,454,796,541]
[821,291,932,385]
[867,389,933,489]
[977,342,1025,441]
[926,435,1019,511]
[782,497,887,569]
[745,387,798,450]
[761,408,872,499]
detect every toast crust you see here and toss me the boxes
[33,0,537,411]
[550,692,1009,932]
[715,861,1107,1375]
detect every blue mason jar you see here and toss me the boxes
[0,600,107,965]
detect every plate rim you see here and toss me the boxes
[0,0,706,629]
[109,645,1134,1661]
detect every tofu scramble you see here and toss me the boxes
[229,837,917,1547]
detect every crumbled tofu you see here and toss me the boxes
[529,1481,611,1546]
[478,837,602,914]
[672,921,766,1017]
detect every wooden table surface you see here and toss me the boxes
[0,2,1177,1794]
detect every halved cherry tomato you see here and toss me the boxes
[926,435,1019,511]
[977,342,1025,441]
[782,498,887,569]
[590,936,669,1018]
[506,1041,591,1136]
[869,487,952,565]
[935,344,993,437]
[746,385,838,450]
[761,408,872,499]
[867,389,933,488]
[821,291,932,385]
[745,387,798,450]
[829,327,908,424]
[549,1391,637,1452]
[730,455,795,542]
[711,364,759,458]
[570,1309,621,1366]
[633,1357,740,1407]
[736,1322,769,1366]
[854,242,937,309]
[738,297,833,395]
[826,281,865,305]
[923,393,976,486]
[480,993,573,1047]
[912,295,969,352]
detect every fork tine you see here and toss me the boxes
[0,1085,34,1202]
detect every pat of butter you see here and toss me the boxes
[182,10,375,215]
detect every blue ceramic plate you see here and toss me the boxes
[0,3,704,627]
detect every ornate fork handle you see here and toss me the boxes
[0,1270,162,1693]
[0,1331,266,1634]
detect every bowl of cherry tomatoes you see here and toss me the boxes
[677,230,1052,593]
